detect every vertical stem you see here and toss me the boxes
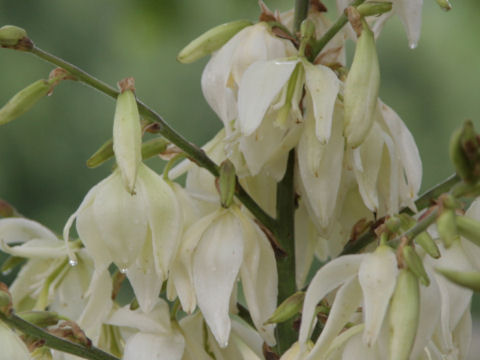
[293,0,310,33]
[274,150,297,354]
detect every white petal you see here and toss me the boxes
[0,218,58,244]
[324,324,365,360]
[393,0,423,48]
[107,301,171,334]
[137,165,182,279]
[299,254,364,349]
[294,201,317,289]
[238,60,298,136]
[303,61,340,144]
[0,321,31,360]
[193,210,244,347]
[341,333,380,360]
[127,235,163,314]
[179,312,215,360]
[452,308,472,359]
[123,332,185,360]
[91,170,148,271]
[231,319,264,358]
[307,277,362,360]
[358,245,398,346]
[237,210,277,345]
[0,239,68,258]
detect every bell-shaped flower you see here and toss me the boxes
[0,320,31,360]
[64,163,182,313]
[169,205,277,347]
[106,299,185,360]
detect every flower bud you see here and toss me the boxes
[0,25,28,47]
[358,245,398,346]
[437,209,460,248]
[435,267,480,292]
[113,78,142,193]
[449,120,478,183]
[217,160,236,208]
[18,311,60,328]
[31,347,53,360]
[413,231,440,259]
[0,79,52,126]
[388,269,420,360]
[436,0,452,11]
[456,214,480,247]
[356,2,393,17]
[140,137,169,161]
[344,20,380,148]
[265,291,305,325]
[86,139,114,168]
[402,245,430,286]
[177,20,252,64]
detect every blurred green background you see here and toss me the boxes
[0,0,479,302]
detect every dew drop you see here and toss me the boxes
[409,42,418,50]
[69,259,78,267]
[119,267,128,274]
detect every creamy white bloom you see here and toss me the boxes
[0,320,31,360]
[169,205,277,347]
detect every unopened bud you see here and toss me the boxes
[385,216,401,233]
[177,20,252,64]
[414,231,440,259]
[217,160,236,208]
[344,21,380,148]
[436,267,480,292]
[140,137,169,161]
[265,291,305,325]
[300,19,315,41]
[435,0,452,11]
[86,139,114,168]
[0,79,52,126]
[113,77,142,194]
[0,25,29,48]
[388,269,420,360]
[31,347,53,360]
[357,2,393,17]
[437,209,460,248]
[0,283,12,315]
[398,213,416,232]
[18,311,60,327]
[456,215,480,247]
[449,120,479,183]
[402,245,430,286]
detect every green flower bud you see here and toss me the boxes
[0,25,28,47]
[436,267,480,292]
[437,209,460,248]
[356,2,393,17]
[113,78,142,194]
[388,269,420,360]
[0,79,52,126]
[218,160,236,208]
[177,20,252,64]
[140,137,169,161]
[18,311,60,328]
[385,216,401,233]
[435,0,452,11]
[344,20,380,148]
[86,139,114,168]
[31,347,53,360]
[449,120,479,183]
[0,284,12,315]
[456,215,480,247]
[265,291,305,324]
[414,231,440,259]
[402,245,430,286]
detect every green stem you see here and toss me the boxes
[309,0,366,61]
[340,173,461,255]
[0,312,119,360]
[274,150,297,354]
[293,0,310,33]
[28,45,276,236]
[389,208,439,248]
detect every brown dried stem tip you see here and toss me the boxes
[117,77,136,94]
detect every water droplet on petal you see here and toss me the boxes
[69,259,78,267]
[409,42,417,50]
[119,267,128,274]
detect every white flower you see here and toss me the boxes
[169,205,277,347]
[64,163,182,313]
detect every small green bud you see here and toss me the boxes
[0,25,28,47]
[140,137,169,161]
[18,311,60,327]
[385,216,401,233]
[0,283,12,315]
[177,20,252,64]
[435,267,480,292]
[300,19,315,40]
[113,77,142,194]
[402,245,430,286]
[344,20,380,148]
[31,347,53,360]
[265,291,305,324]
[456,215,480,247]
[398,213,416,232]
[414,231,440,259]
[437,209,460,248]
[435,0,452,11]
[217,160,236,208]
[449,120,479,183]
[86,139,114,168]
[356,2,393,17]
[0,79,52,126]
[388,269,420,360]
